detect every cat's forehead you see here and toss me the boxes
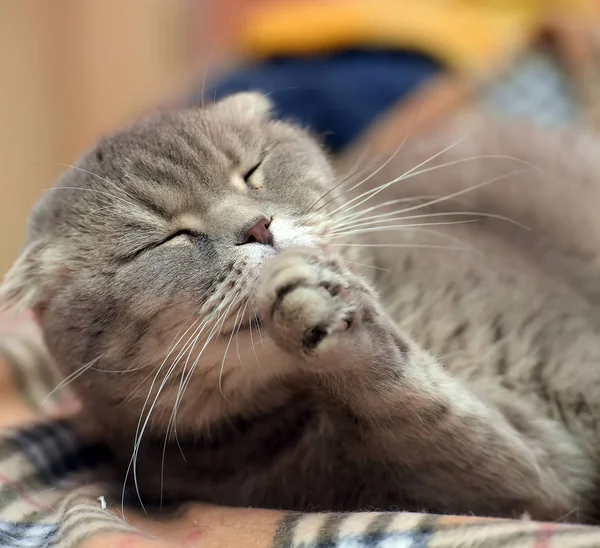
[91,110,267,208]
[112,109,265,170]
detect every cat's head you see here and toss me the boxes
[0,93,339,428]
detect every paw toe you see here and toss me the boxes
[302,325,329,350]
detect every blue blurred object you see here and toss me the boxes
[190,50,440,152]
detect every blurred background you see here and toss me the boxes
[0,0,240,275]
[1,0,598,275]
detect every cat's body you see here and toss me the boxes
[4,93,600,521]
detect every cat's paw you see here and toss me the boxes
[256,248,360,356]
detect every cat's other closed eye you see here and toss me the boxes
[242,162,261,183]
[122,230,205,263]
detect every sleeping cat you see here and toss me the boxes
[3,92,600,521]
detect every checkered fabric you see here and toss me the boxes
[274,512,600,548]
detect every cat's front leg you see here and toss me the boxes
[256,248,592,520]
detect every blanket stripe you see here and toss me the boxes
[273,512,600,548]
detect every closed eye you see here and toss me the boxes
[243,162,261,183]
[117,230,203,264]
[161,229,199,244]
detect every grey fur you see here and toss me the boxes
[3,93,600,521]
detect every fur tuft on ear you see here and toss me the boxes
[0,241,46,314]
[211,92,273,122]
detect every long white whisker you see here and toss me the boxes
[301,149,376,218]
[174,321,222,414]
[169,322,230,442]
[331,243,470,251]
[123,314,214,515]
[333,211,530,232]
[343,130,413,194]
[332,219,480,238]
[327,135,473,219]
[306,96,428,220]
[380,167,533,219]
[333,226,482,256]
[133,317,204,444]
[171,314,220,416]
[53,163,137,199]
[253,305,265,345]
[218,305,245,398]
[132,315,216,514]
[160,312,222,507]
[165,301,234,440]
[120,327,202,408]
[340,91,428,197]
[172,295,244,428]
[334,195,438,225]
[235,299,251,367]
[345,260,391,272]
[330,154,538,220]
[166,313,225,469]
[249,316,263,367]
[163,310,225,465]
[199,48,215,110]
[41,356,102,406]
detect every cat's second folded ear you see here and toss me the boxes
[0,239,52,318]
[210,92,273,122]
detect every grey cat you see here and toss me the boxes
[3,92,600,521]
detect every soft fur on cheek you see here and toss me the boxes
[108,300,198,369]
[101,249,268,384]
[96,280,292,430]
[36,276,270,430]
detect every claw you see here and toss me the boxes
[334,319,350,333]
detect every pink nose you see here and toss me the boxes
[241,216,274,246]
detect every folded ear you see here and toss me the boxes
[211,92,273,122]
[0,240,48,315]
